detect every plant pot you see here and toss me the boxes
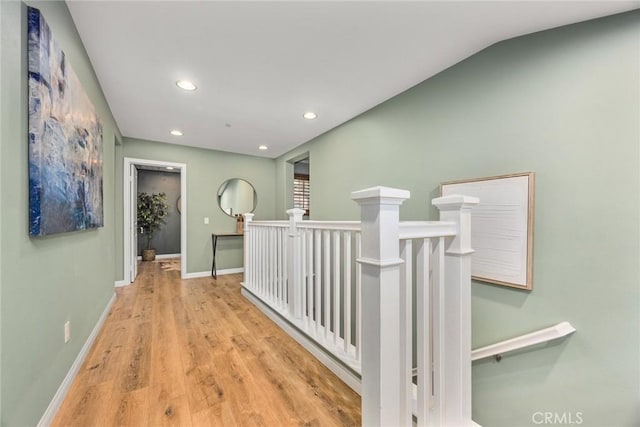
[142,249,156,261]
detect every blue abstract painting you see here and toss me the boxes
[28,7,103,236]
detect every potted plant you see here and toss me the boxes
[137,192,169,261]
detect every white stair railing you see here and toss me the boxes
[242,186,478,427]
[243,216,289,311]
[243,212,363,372]
[352,188,478,427]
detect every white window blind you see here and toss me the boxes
[293,174,310,216]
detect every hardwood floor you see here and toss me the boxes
[53,260,361,426]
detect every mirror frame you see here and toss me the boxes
[216,178,258,217]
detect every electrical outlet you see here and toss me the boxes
[64,321,71,343]
[204,217,209,225]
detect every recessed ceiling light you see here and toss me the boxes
[166,166,174,170]
[170,130,183,136]
[176,80,197,91]
[303,111,317,120]
[258,145,268,150]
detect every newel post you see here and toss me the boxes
[432,195,479,426]
[352,186,410,427]
[286,208,305,319]
[243,213,254,287]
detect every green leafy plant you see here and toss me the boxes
[137,192,169,250]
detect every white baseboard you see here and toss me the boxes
[114,280,129,287]
[136,253,181,260]
[156,253,181,259]
[38,292,116,427]
[218,267,244,276]
[182,271,210,279]
[241,288,361,394]
[183,267,244,280]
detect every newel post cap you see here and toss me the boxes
[286,208,305,224]
[286,208,305,215]
[351,186,410,204]
[432,194,479,210]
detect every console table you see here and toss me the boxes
[211,232,243,279]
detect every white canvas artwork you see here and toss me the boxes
[442,173,534,290]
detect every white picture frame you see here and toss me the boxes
[441,172,535,290]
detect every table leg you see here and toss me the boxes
[211,235,218,278]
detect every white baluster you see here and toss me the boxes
[261,227,266,296]
[399,239,413,423]
[432,195,478,427]
[257,227,262,294]
[352,186,410,427]
[416,237,432,426]
[287,208,305,319]
[307,229,314,331]
[301,229,307,323]
[431,236,446,424]
[244,214,254,288]
[270,227,276,303]
[343,231,352,354]
[268,227,272,298]
[277,228,286,309]
[355,232,362,362]
[282,227,288,309]
[253,226,258,293]
[314,229,322,336]
[323,230,331,340]
[274,227,278,303]
[333,230,341,345]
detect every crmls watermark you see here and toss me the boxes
[532,412,584,425]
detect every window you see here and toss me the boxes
[293,173,310,216]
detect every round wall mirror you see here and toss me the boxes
[217,178,257,217]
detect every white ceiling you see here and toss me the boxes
[67,1,639,159]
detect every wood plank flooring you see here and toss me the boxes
[53,260,361,426]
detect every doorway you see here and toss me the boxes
[123,157,187,284]
[136,166,181,258]
[293,156,310,218]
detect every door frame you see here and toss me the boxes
[123,157,188,283]
[131,164,138,281]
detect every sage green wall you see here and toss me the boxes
[0,1,121,425]
[119,138,276,277]
[277,11,640,427]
